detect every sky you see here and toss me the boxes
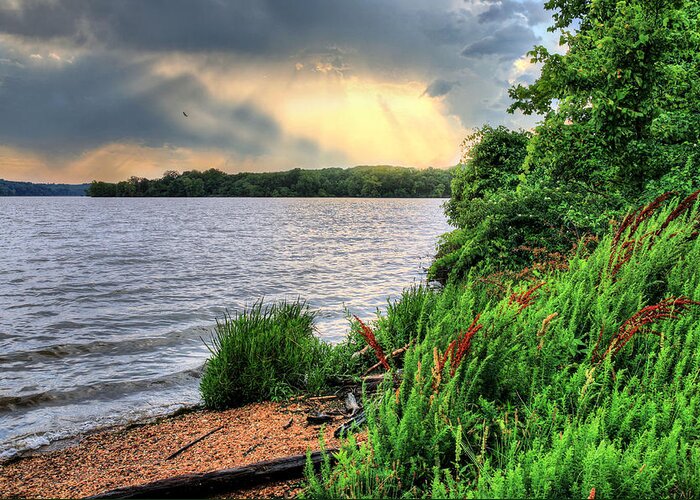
[0,0,558,183]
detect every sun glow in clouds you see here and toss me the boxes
[0,0,550,182]
[152,56,465,170]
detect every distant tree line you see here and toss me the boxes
[88,165,453,198]
[0,179,89,196]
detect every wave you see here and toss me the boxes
[0,366,203,412]
[0,399,199,463]
[0,328,209,365]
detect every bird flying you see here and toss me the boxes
[183,111,188,117]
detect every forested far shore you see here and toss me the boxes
[88,165,453,198]
[0,179,89,196]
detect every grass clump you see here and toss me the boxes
[200,299,338,409]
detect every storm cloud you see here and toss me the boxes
[0,0,552,181]
[477,0,552,26]
[461,23,541,58]
[422,79,460,98]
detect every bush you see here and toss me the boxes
[200,299,337,409]
[430,183,615,283]
[445,125,531,227]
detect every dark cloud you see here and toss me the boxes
[0,0,548,170]
[0,0,541,72]
[0,1,271,52]
[461,23,540,58]
[422,79,459,98]
[418,9,474,46]
[0,0,428,68]
[0,53,280,156]
[477,0,550,26]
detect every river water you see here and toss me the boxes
[0,197,449,459]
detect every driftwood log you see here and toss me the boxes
[84,449,338,499]
[307,413,334,425]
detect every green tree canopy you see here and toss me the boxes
[445,125,531,227]
[510,0,700,198]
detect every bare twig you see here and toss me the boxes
[351,345,371,359]
[242,443,262,457]
[307,395,337,402]
[363,344,410,376]
[165,426,224,461]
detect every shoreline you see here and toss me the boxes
[0,398,350,499]
[0,403,203,465]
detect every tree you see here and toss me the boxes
[509,0,700,199]
[445,125,531,227]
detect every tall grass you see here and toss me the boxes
[200,299,338,409]
[305,194,700,498]
[374,284,437,350]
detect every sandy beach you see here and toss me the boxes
[0,398,348,499]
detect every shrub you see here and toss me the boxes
[430,183,611,283]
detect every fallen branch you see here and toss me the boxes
[307,413,334,425]
[362,369,403,392]
[363,344,409,376]
[165,426,223,461]
[85,450,338,499]
[306,395,337,402]
[351,345,371,359]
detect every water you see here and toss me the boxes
[0,197,449,459]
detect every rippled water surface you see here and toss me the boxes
[0,197,449,458]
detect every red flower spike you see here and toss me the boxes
[609,192,675,273]
[450,314,483,376]
[656,189,700,236]
[353,315,390,371]
[509,282,546,313]
[596,297,700,363]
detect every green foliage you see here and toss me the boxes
[0,179,89,196]
[306,197,700,498]
[432,168,614,283]
[302,2,700,496]
[87,165,453,198]
[200,299,347,409]
[432,126,548,282]
[433,0,700,282]
[374,285,437,352]
[510,0,700,198]
[445,125,531,227]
